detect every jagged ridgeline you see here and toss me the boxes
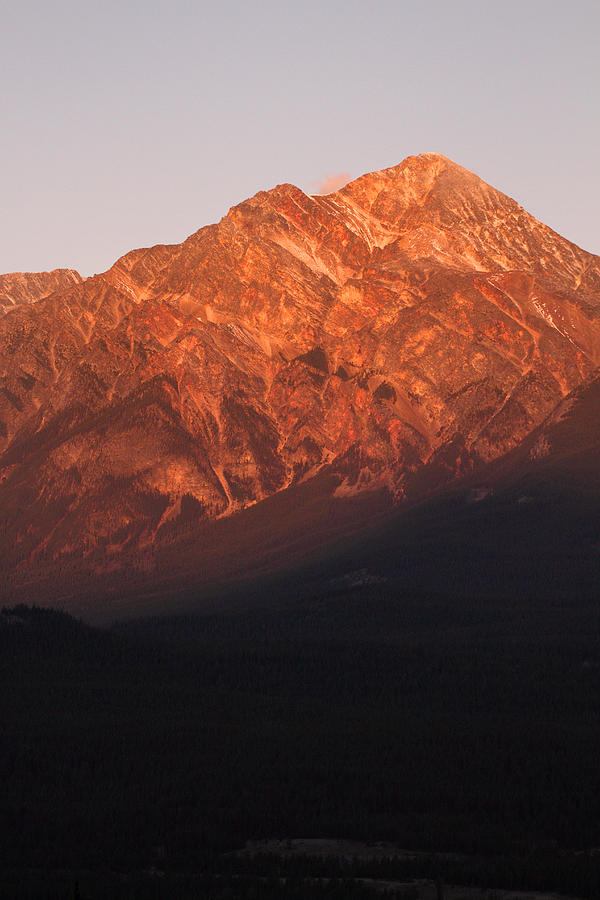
[1,154,600,610]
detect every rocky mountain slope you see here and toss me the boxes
[1,153,599,606]
[0,269,82,314]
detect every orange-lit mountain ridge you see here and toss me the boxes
[1,153,600,608]
[0,268,82,314]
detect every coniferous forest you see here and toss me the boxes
[2,578,600,899]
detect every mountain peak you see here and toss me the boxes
[338,151,492,212]
[2,158,600,609]
[383,151,457,175]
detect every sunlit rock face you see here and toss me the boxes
[1,153,599,584]
[0,269,82,313]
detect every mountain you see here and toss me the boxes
[0,268,82,314]
[1,153,599,613]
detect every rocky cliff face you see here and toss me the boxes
[1,153,599,598]
[0,269,82,314]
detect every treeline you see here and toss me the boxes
[228,850,600,897]
[0,869,419,900]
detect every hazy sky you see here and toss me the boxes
[2,0,599,275]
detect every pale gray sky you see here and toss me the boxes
[2,0,599,275]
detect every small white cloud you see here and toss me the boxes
[311,172,352,194]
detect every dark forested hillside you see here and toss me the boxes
[2,591,600,899]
